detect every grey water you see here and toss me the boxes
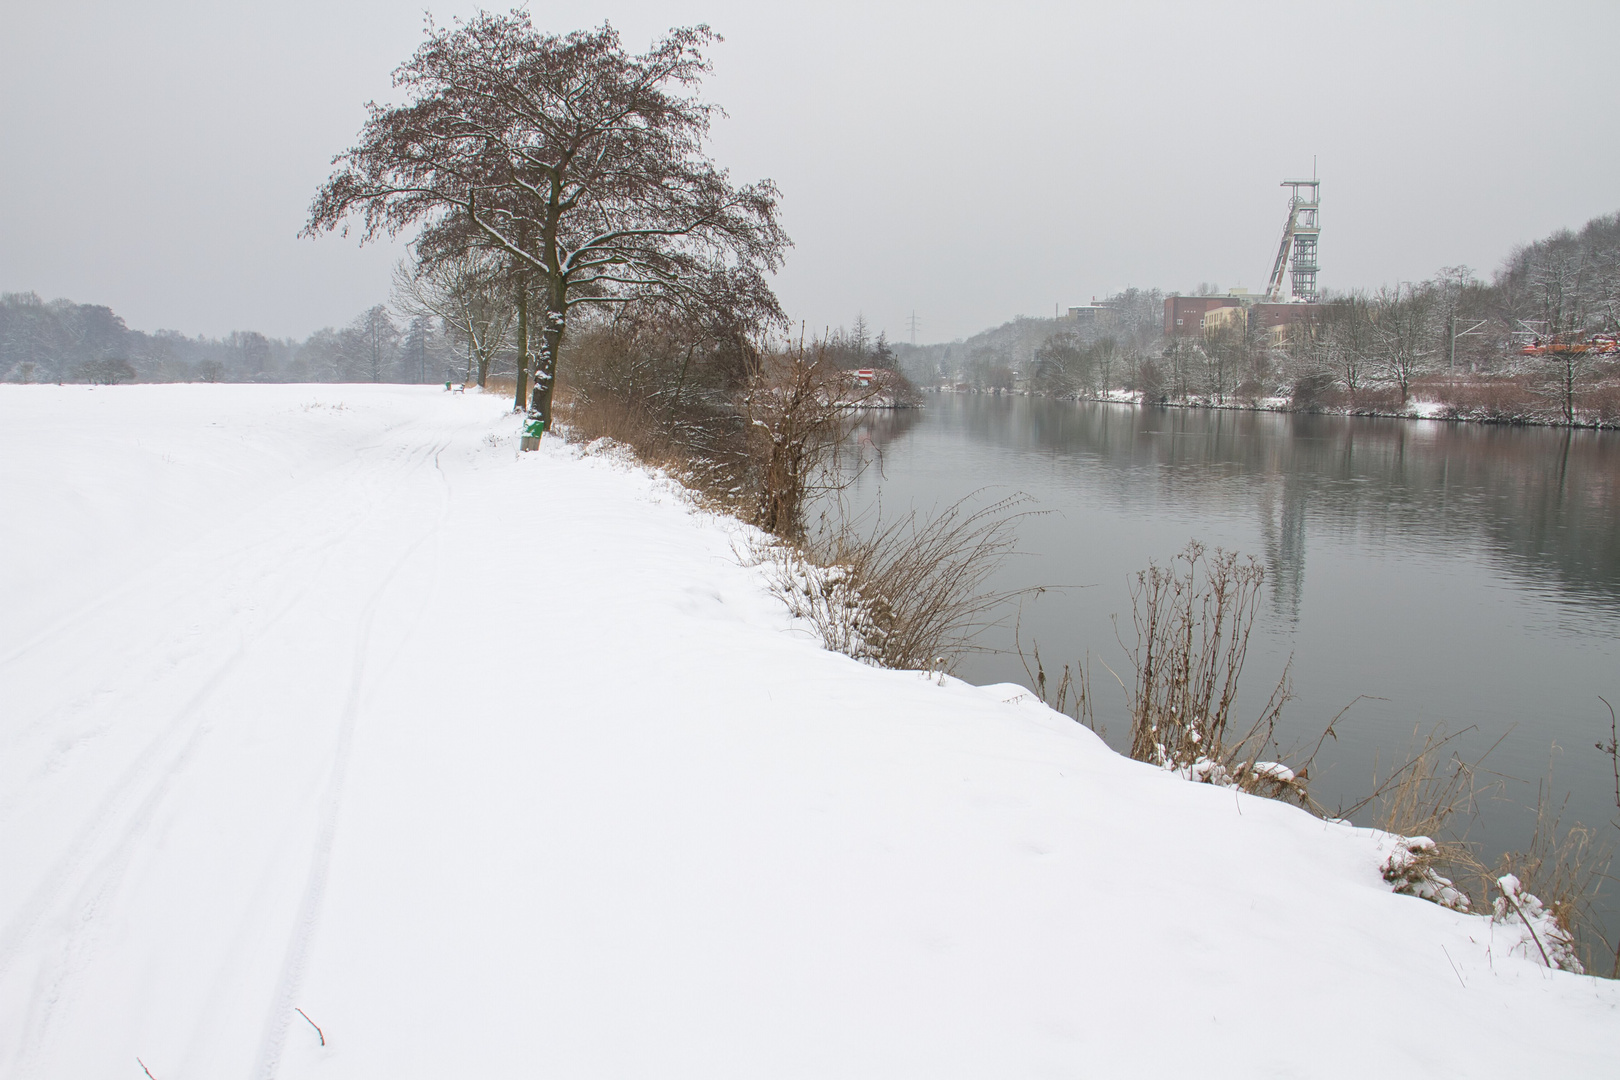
[838,394,1620,952]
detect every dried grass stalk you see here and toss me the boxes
[766,494,1028,673]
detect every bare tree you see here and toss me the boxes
[848,313,871,357]
[392,256,515,387]
[1031,332,1087,396]
[1321,294,1376,404]
[1373,286,1436,404]
[306,14,788,431]
[350,305,400,383]
[225,331,271,378]
[1107,287,1167,353]
[1200,321,1248,404]
[1161,337,1196,401]
[1527,246,1596,423]
[1091,336,1120,395]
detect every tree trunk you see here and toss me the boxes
[529,282,565,433]
[513,280,530,412]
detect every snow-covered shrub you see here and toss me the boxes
[1358,732,1615,970]
[760,545,889,666]
[1486,785,1609,976]
[1492,873,1583,973]
[1345,721,1502,920]
[1379,835,1471,912]
[1157,751,1304,802]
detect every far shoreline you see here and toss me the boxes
[924,385,1620,432]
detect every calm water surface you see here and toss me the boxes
[838,395,1620,939]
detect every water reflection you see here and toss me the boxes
[1256,471,1309,621]
[931,397,1620,621]
[847,406,924,454]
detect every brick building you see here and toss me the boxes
[1163,296,1243,337]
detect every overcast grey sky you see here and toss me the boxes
[3,0,1616,344]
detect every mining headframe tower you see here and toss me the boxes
[1163,176,1325,340]
[1265,178,1320,303]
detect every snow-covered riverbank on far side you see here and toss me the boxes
[930,384,1620,429]
[3,384,1616,1079]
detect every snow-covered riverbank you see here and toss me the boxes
[930,385,1620,429]
[3,384,1616,1079]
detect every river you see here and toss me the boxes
[836,394,1620,953]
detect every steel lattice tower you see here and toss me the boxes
[1265,178,1321,302]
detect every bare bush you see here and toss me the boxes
[1122,542,1301,802]
[76,357,136,385]
[558,310,756,514]
[744,340,876,539]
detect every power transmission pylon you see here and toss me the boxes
[907,311,921,346]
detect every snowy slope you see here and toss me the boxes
[2,384,1616,1080]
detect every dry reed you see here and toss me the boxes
[1485,756,1615,976]
[767,494,1029,673]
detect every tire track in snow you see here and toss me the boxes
[0,430,419,747]
[0,430,405,673]
[0,436,430,984]
[0,429,453,1076]
[251,437,455,1080]
[0,580,321,988]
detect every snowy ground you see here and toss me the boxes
[3,384,1616,1079]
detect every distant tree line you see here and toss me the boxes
[0,290,508,387]
[894,287,1164,395]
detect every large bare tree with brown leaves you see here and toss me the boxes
[305,11,788,429]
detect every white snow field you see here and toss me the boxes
[2,384,1616,1079]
